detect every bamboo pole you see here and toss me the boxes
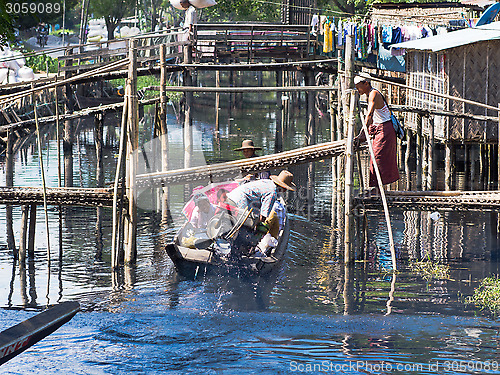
[55,80,62,188]
[215,69,220,133]
[445,142,453,191]
[160,44,170,223]
[27,204,36,259]
[6,129,16,256]
[112,88,129,268]
[125,38,138,265]
[183,37,193,170]
[34,98,51,263]
[344,90,357,264]
[429,116,435,190]
[405,130,411,190]
[358,113,397,271]
[19,206,29,264]
[416,113,423,190]
[498,103,500,189]
[95,112,104,259]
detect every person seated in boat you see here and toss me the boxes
[189,192,216,231]
[227,170,295,225]
[234,139,271,182]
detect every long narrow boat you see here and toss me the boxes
[0,301,80,365]
[165,183,290,279]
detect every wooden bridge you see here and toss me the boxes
[356,190,500,211]
[0,187,115,207]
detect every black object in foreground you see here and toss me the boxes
[0,301,80,365]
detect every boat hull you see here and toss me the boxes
[0,301,80,365]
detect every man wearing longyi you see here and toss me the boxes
[353,73,399,193]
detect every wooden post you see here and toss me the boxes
[6,130,16,257]
[416,113,423,190]
[428,116,435,190]
[215,68,221,133]
[445,142,453,191]
[19,206,29,264]
[344,91,357,264]
[111,89,129,269]
[471,145,476,190]
[183,37,193,170]
[405,130,411,190]
[498,103,500,189]
[304,69,315,146]
[464,144,470,190]
[329,74,337,214]
[160,44,170,224]
[275,70,283,152]
[64,48,74,188]
[55,82,62,188]
[124,38,139,265]
[95,112,104,259]
[28,205,36,259]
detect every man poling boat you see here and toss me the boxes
[165,170,295,279]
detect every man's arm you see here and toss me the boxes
[355,89,376,144]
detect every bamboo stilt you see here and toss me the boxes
[344,90,357,264]
[33,98,51,263]
[428,116,435,190]
[28,204,36,259]
[6,129,15,257]
[95,112,104,259]
[405,130,411,190]
[125,38,138,265]
[19,205,29,264]
[416,113,423,190]
[111,88,129,268]
[445,142,453,191]
[160,44,170,224]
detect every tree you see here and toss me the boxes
[201,0,280,22]
[90,0,135,40]
[0,0,15,46]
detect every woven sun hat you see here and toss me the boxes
[270,170,296,191]
[234,139,262,151]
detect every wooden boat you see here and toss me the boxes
[0,301,80,365]
[165,183,290,279]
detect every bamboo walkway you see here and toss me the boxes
[136,140,347,187]
[0,187,116,207]
[356,190,500,211]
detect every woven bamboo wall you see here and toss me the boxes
[405,51,448,140]
[406,40,500,142]
[447,40,500,141]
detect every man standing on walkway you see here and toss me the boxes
[354,74,399,192]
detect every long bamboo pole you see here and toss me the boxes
[111,89,129,268]
[358,111,397,271]
[33,98,51,263]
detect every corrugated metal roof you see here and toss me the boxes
[460,0,495,7]
[391,21,500,51]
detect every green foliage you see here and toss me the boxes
[0,0,15,45]
[466,276,500,315]
[201,0,280,22]
[110,76,183,102]
[25,52,58,73]
[409,257,450,281]
[90,0,135,39]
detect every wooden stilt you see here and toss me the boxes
[6,130,16,257]
[464,144,470,190]
[416,113,423,190]
[95,112,104,259]
[497,103,500,189]
[63,49,74,188]
[124,38,139,265]
[305,69,315,146]
[215,68,220,133]
[160,44,170,224]
[19,206,29,264]
[445,142,453,191]
[405,130,411,190]
[28,204,36,259]
[275,70,283,152]
[428,116,435,190]
[343,33,356,265]
[471,145,476,190]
